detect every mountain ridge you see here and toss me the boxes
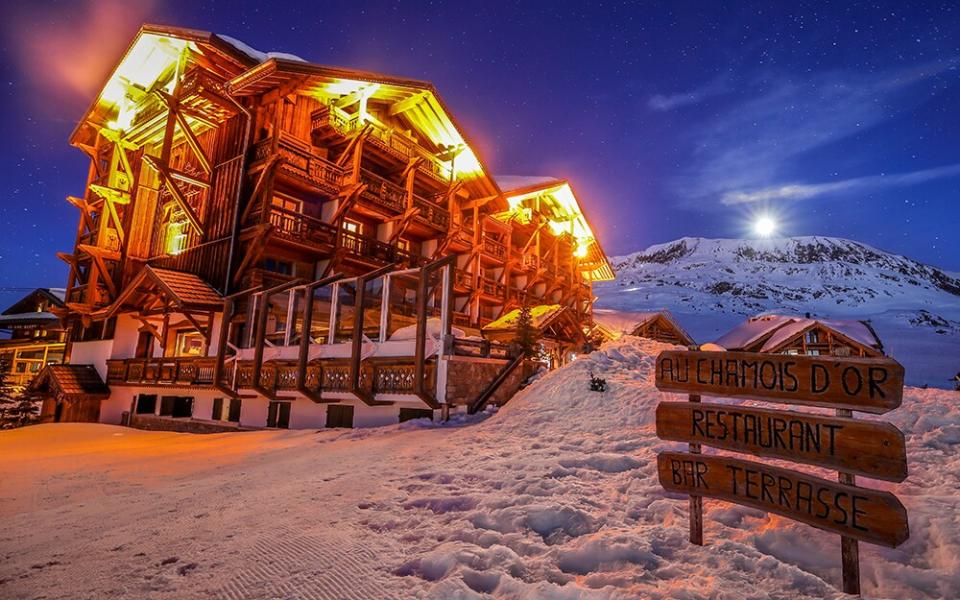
[593,235,960,387]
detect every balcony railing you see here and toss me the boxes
[508,287,528,305]
[454,268,474,290]
[480,277,506,299]
[482,236,507,261]
[311,106,454,184]
[339,230,427,268]
[251,132,345,193]
[520,253,538,270]
[232,358,435,396]
[358,169,407,213]
[268,206,338,249]
[106,357,218,386]
[412,195,451,231]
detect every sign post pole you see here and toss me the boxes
[688,393,703,545]
[837,407,861,595]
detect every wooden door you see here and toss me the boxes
[326,404,354,428]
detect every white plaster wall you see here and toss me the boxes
[70,340,114,379]
[110,314,141,359]
[289,400,327,429]
[100,393,136,424]
[239,398,270,429]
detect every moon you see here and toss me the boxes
[753,215,777,238]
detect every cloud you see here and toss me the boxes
[673,59,959,206]
[647,78,729,111]
[721,163,960,205]
[3,0,159,114]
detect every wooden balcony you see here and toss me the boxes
[480,277,506,300]
[251,132,345,195]
[358,169,406,213]
[355,169,450,231]
[339,230,427,268]
[233,358,435,397]
[106,357,218,387]
[311,106,454,185]
[508,287,528,305]
[482,236,507,262]
[268,206,337,250]
[453,268,474,291]
[520,253,539,271]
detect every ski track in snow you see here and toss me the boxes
[1,338,959,599]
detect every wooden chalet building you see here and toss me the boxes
[0,288,67,387]
[711,314,884,358]
[39,25,613,429]
[627,311,694,347]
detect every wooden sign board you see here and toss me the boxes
[656,402,907,481]
[655,350,904,414]
[658,452,909,548]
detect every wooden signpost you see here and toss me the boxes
[654,350,909,595]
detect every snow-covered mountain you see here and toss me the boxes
[594,236,960,387]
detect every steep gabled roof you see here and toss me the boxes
[27,365,109,402]
[494,177,614,281]
[2,288,67,316]
[629,310,696,346]
[715,314,883,354]
[99,266,223,319]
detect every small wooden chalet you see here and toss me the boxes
[713,314,883,357]
[32,25,613,430]
[27,365,111,423]
[0,288,67,386]
[628,311,695,347]
[482,304,586,367]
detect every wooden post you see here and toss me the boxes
[837,407,861,595]
[689,392,704,545]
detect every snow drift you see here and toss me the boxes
[1,337,958,599]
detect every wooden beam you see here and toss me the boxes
[142,155,204,236]
[174,110,212,174]
[389,91,430,116]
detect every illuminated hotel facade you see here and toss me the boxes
[30,25,613,429]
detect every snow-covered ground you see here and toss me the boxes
[2,337,958,599]
[595,236,960,388]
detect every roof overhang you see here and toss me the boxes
[499,179,614,281]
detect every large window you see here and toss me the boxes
[174,330,204,357]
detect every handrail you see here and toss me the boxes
[413,254,459,409]
[350,264,398,406]
[296,273,345,403]
[468,353,525,414]
[251,278,305,400]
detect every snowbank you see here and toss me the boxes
[1,337,958,599]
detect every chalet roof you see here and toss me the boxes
[759,318,881,353]
[0,312,60,327]
[2,288,67,316]
[27,365,110,402]
[99,266,223,319]
[495,175,563,193]
[483,304,566,332]
[629,310,696,346]
[714,314,883,353]
[494,178,614,281]
[713,315,796,350]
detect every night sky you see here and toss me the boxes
[1,1,958,307]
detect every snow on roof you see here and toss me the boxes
[713,315,797,349]
[217,34,307,63]
[494,175,562,193]
[483,304,564,332]
[717,314,882,352]
[0,312,60,326]
[817,318,882,349]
